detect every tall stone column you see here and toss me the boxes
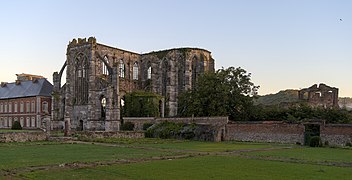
[105,66,120,131]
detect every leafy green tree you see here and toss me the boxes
[178,67,259,121]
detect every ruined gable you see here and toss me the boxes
[298,83,339,108]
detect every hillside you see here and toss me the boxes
[255,89,300,106]
[256,89,352,109]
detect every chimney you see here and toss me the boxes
[1,82,7,87]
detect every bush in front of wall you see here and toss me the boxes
[11,121,22,130]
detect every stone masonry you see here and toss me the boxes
[52,37,214,131]
[298,83,339,108]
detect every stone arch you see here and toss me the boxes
[74,52,89,105]
[58,61,67,88]
[96,53,113,76]
[103,56,110,75]
[161,59,168,97]
[119,59,125,78]
[100,95,107,120]
[191,55,198,89]
[177,60,185,93]
[133,61,139,80]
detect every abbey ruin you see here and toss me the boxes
[52,37,214,131]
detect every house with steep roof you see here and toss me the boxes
[0,74,53,129]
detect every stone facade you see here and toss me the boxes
[298,83,339,108]
[52,37,214,131]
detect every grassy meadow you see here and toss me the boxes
[0,138,351,179]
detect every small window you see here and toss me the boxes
[14,102,18,113]
[147,66,152,79]
[31,101,35,112]
[101,97,106,119]
[42,101,49,113]
[20,102,24,113]
[26,102,30,113]
[31,117,36,127]
[8,102,12,113]
[26,117,30,127]
[133,62,139,80]
[20,117,24,127]
[0,103,3,113]
[4,117,8,127]
[4,102,7,113]
[9,117,12,127]
[119,59,125,78]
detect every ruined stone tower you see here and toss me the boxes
[52,37,214,131]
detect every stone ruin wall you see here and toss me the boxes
[52,37,215,132]
[298,83,339,108]
[141,48,215,116]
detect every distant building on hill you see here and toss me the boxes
[298,83,339,108]
[0,74,53,129]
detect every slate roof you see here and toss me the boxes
[0,78,53,100]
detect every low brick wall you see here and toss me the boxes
[321,124,352,146]
[0,131,48,143]
[225,121,305,144]
[157,117,228,125]
[123,117,228,131]
[77,131,145,139]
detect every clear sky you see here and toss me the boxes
[0,0,351,96]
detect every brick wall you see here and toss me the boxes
[225,121,305,144]
[123,117,228,131]
[321,124,352,146]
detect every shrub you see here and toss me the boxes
[142,123,153,130]
[309,136,322,147]
[121,122,134,131]
[346,142,352,147]
[145,121,191,139]
[324,141,329,147]
[11,121,22,130]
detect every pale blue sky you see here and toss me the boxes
[0,0,351,96]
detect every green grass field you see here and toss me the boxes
[0,138,351,179]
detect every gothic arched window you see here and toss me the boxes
[103,56,109,75]
[147,66,152,79]
[119,59,125,78]
[101,97,106,119]
[74,53,89,105]
[133,62,139,80]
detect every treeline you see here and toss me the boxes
[177,66,352,124]
[248,104,352,123]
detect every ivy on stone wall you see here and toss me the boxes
[122,91,162,117]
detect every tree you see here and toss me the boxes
[178,67,259,121]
